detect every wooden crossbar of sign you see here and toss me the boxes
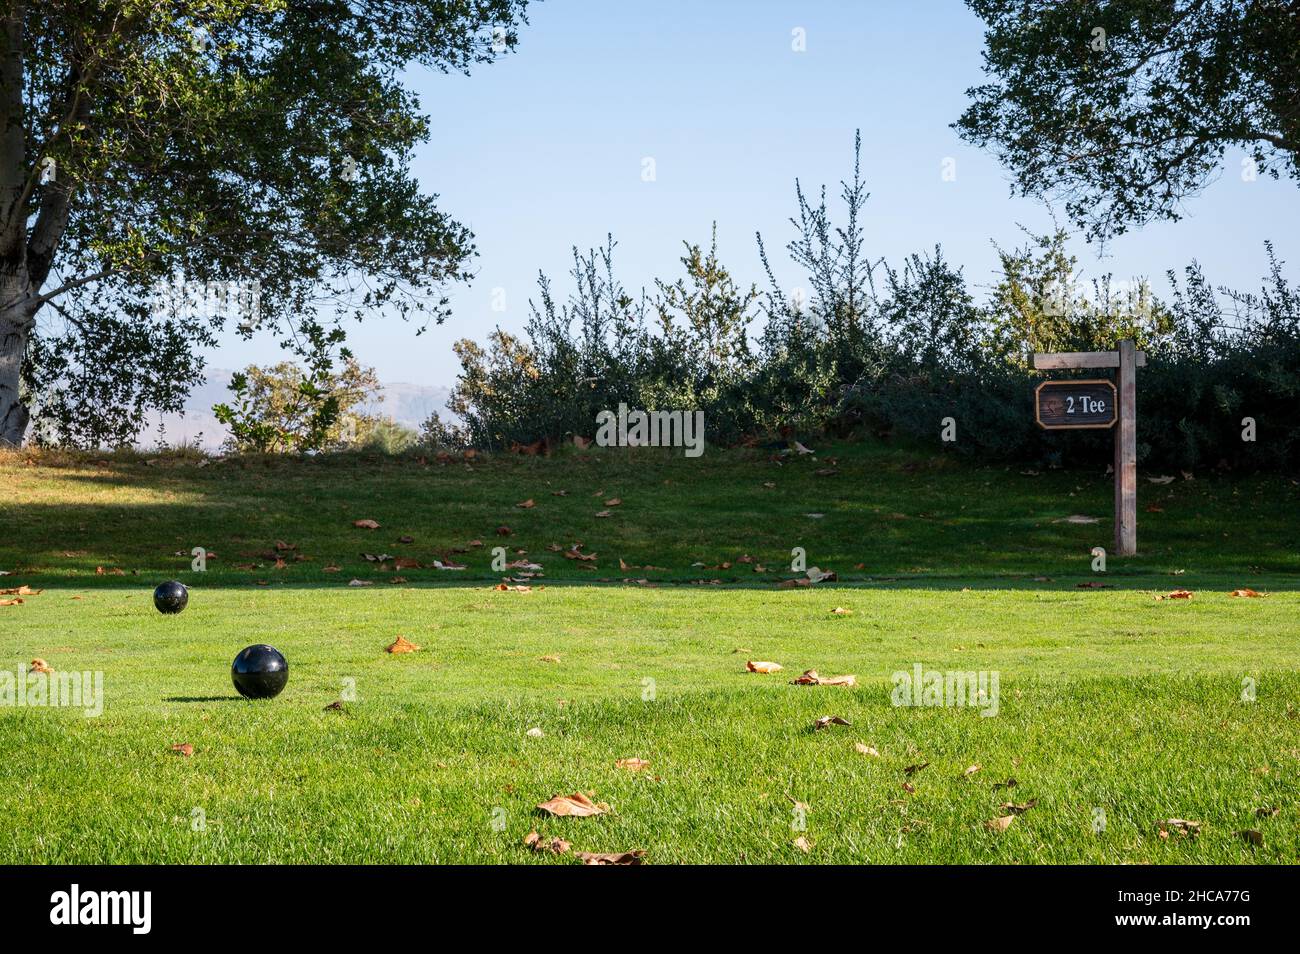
[1035,380,1117,429]
[1031,350,1146,370]
[1032,343,1140,555]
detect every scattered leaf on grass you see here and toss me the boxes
[575,850,644,866]
[1156,589,1194,600]
[539,654,560,663]
[526,727,544,738]
[855,743,880,757]
[1147,475,1175,485]
[1230,588,1265,598]
[793,836,812,853]
[1157,818,1201,839]
[347,578,373,587]
[830,607,853,616]
[1000,799,1038,814]
[985,815,1015,832]
[1236,829,1264,847]
[323,701,345,712]
[813,715,851,730]
[353,519,380,529]
[962,764,981,779]
[524,831,571,855]
[0,598,22,606]
[170,743,194,757]
[30,658,52,674]
[604,498,622,507]
[516,499,535,509]
[493,583,534,592]
[746,660,782,673]
[0,585,40,596]
[902,782,916,795]
[1076,581,1111,589]
[791,670,856,686]
[386,636,420,654]
[594,510,612,518]
[1256,806,1280,819]
[904,762,930,776]
[537,792,608,817]
[615,758,651,771]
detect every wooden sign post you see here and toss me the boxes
[1032,342,1143,556]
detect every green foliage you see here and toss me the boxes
[446,134,1300,473]
[955,0,1300,240]
[213,324,379,453]
[2,0,532,447]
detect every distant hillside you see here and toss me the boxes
[140,369,452,450]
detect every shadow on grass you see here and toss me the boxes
[162,695,246,703]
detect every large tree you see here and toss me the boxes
[955,0,1299,241]
[0,0,529,446]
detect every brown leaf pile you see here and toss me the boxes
[386,636,421,654]
[1230,588,1264,598]
[30,658,53,674]
[1156,589,1194,600]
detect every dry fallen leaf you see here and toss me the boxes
[1157,818,1201,838]
[0,598,23,607]
[539,654,560,663]
[386,636,420,654]
[170,743,194,757]
[791,669,857,687]
[746,660,783,673]
[347,578,373,587]
[516,499,535,509]
[1230,588,1265,598]
[854,743,880,757]
[962,764,981,779]
[536,792,608,817]
[523,831,571,855]
[30,657,52,674]
[904,762,930,776]
[1156,589,1194,600]
[0,585,40,596]
[575,850,644,866]
[830,607,853,616]
[604,498,622,507]
[813,715,851,730]
[525,727,544,738]
[353,519,380,529]
[614,757,651,772]
[1000,799,1038,814]
[594,510,611,518]
[985,815,1015,832]
[793,836,812,853]
[1236,829,1264,847]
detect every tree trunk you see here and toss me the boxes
[0,274,33,447]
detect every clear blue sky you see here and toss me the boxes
[213,0,1300,387]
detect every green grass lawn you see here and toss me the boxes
[1,442,1297,864]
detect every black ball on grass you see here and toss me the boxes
[231,644,289,700]
[153,580,189,614]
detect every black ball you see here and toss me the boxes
[153,580,189,614]
[231,644,289,700]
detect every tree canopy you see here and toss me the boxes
[0,0,530,447]
[955,0,1299,241]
